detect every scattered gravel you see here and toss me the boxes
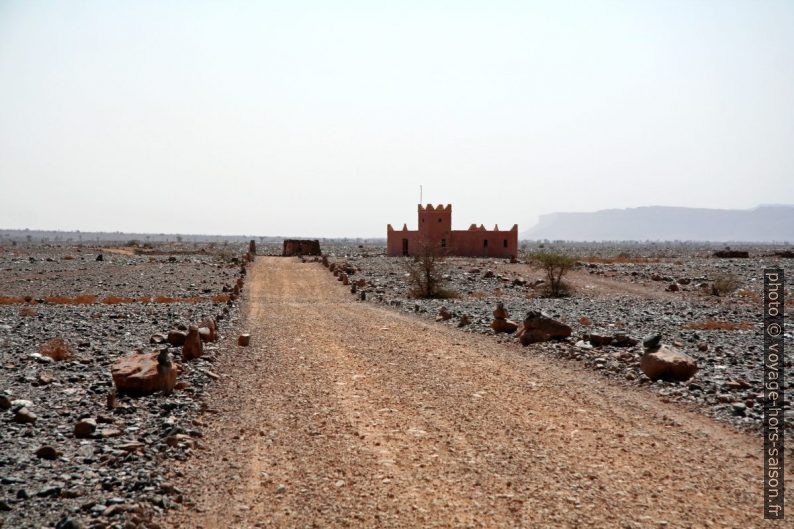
[0,243,249,529]
[323,243,793,433]
[1,240,791,527]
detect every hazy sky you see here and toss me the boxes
[1,1,792,237]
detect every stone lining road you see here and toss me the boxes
[166,257,790,528]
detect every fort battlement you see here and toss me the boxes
[387,204,517,258]
[417,204,452,212]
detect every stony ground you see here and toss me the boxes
[2,241,792,528]
[168,256,791,528]
[326,244,793,433]
[0,243,249,529]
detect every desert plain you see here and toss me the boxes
[0,240,792,529]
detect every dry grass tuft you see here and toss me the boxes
[154,296,179,303]
[39,338,73,361]
[179,296,207,303]
[62,255,75,260]
[44,295,98,304]
[102,296,136,304]
[154,296,204,304]
[711,273,741,296]
[19,307,36,317]
[579,316,593,326]
[154,296,178,303]
[0,296,26,305]
[74,295,98,304]
[684,320,752,331]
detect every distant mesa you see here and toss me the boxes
[521,205,794,242]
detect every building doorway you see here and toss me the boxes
[402,238,409,256]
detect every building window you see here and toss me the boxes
[441,238,446,247]
[483,240,488,247]
[503,239,508,248]
[438,218,442,222]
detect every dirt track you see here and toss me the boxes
[167,257,789,528]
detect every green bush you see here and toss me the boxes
[529,251,577,297]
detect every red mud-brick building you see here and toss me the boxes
[387,204,518,259]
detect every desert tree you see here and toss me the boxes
[529,251,577,297]
[404,239,454,298]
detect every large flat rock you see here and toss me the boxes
[111,351,177,394]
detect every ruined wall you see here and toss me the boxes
[282,240,322,256]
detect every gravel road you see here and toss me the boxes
[166,257,791,528]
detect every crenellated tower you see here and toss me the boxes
[417,204,452,241]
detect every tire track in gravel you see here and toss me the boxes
[167,257,791,529]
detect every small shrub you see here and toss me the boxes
[579,316,592,326]
[404,240,452,299]
[39,338,73,361]
[19,307,36,317]
[529,251,577,297]
[711,273,741,296]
